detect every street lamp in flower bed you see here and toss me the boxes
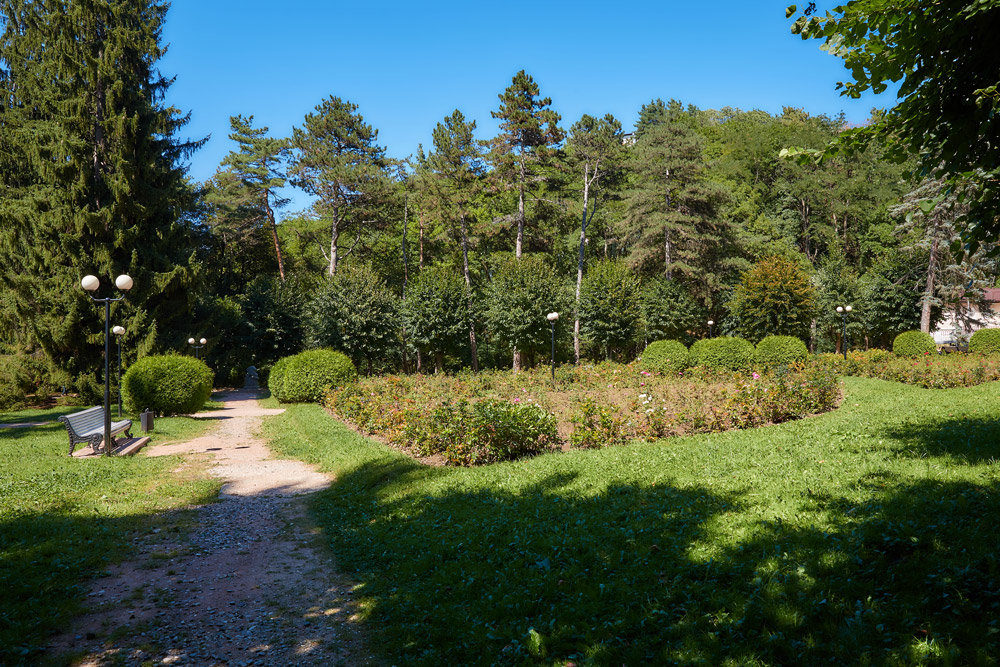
[188,337,207,360]
[835,305,853,360]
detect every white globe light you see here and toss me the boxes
[112,325,125,335]
[81,275,100,291]
[547,312,559,321]
[115,274,133,291]
[836,306,844,313]
[199,338,207,345]
[708,320,714,326]
[188,337,195,345]
[845,305,853,312]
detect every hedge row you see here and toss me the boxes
[641,334,808,373]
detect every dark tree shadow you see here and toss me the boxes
[882,416,1000,463]
[309,457,1000,665]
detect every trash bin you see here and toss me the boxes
[140,409,154,433]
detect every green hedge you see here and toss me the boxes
[969,328,1000,354]
[690,336,755,371]
[892,330,936,357]
[755,335,808,367]
[122,354,213,416]
[640,340,691,375]
[271,349,357,403]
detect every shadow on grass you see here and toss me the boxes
[0,405,82,425]
[312,458,1000,665]
[882,416,1000,463]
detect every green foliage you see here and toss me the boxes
[272,349,357,404]
[790,0,1000,252]
[640,278,702,344]
[303,265,399,371]
[402,266,469,370]
[728,256,816,342]
[814,349,1000,388]
[579,259,642,360]
[640,340,691,375]
[969,328,1000,354]
[892,330,937,357]
[690,336,755,371]
[483,255,565,366]
[755,335,808,367]
[410,399,559,466]
[0,1,203,390]
[570,397,628,448]
[122,354,213,416]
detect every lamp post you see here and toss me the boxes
[547,312,559,388]
[707,320,714,338]
[112,325,125,418]
[188,337,207,360]
[836,305,853,360]
[81,273,133,456]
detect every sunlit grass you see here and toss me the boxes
[264,377,1000,664]
[0,406,220,661]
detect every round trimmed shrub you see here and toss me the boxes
[272,349,357,403]
[122,354,213,416]
[969,328,1000,354]
[755,335,808,367]
[267,357,290,397]
[690,336,755,371]
[640,340,691,375]
[893,330,936,357]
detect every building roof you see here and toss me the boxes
[984,288,1000,302]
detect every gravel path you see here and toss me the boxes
[48,391,375,666]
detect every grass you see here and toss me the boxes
[263,377,1000,665]
[0,405,220,662]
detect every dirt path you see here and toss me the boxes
[48,391,374,666]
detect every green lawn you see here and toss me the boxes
[0,408,219,662]
[264,377,1000,665]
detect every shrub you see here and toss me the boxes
[272,349,357,403]
[267,357,290,396]
[579,259,642,360]
[641,278,702,345]
[409,399,558,465]
[640,340,691,375]
[690,337,754,371]
[728,256,816,342]
[755,335,808,367]
[570,397,628,448]
[122,354,213,416]
[893,330,936,357]
[969,328,1000,354]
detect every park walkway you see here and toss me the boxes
[49,391,374,666]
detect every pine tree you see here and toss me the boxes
[488,70,564,260]
[418,110,486,370]
[217,115,290,282]
[0,0,203,391]
[289,96,390,275]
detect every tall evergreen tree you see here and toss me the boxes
[488,70,564,259]
[0,0,203,391]
[418,110,486,370]
[289,96,390,275]
[217,114,290,282]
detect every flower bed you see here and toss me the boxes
[814,350,1000,388]
[325,362,841,465]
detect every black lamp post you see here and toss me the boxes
[81,273,133,456]
[112,325,125,418]
[188,337,207,360]
[547,312,559,388]
[836,305,853,360]
[707,320,714,338]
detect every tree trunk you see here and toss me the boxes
[265,191,286,282]
[434,351,444,374]
[809,318,817,354]
[516,156,525,259]
[402,195,409,296]
[460,214,479,372]
[664,227,672,279]
[799,199,812,261]
[419,211,425,269]
[921,234,940,333]
[328,209,339,276]
[574,167,590,365]
[513,348,522,372]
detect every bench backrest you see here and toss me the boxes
[59,406,105,436]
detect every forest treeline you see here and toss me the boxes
[0,1,994,396]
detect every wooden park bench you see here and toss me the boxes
[58,406,133,456]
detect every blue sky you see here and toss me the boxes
[160,1,890,214]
